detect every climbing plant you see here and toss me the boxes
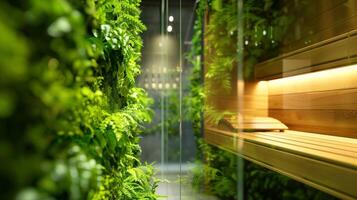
[0,0,158,199]
[204,0,293,95]
[185,0,206,151]
[186,0,338,200]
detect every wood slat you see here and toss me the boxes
[269,109,357,138]
[266,63,357,137]
[209,95,268,110]
[262,131,357,151]
[255,16,357,80]
[206,128,357,167]
[255,131,357,152]
[207,81,269,116]
[250,132,357,158]
[269,88,357,110]
[204,128,357,200]
[290,131,357,145]
[281,0,357,53]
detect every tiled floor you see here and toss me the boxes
[155,164,219,200]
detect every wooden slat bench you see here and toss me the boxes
[205,128,357,200]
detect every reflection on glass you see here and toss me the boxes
[189,0,357,200]
[140,0,357,199]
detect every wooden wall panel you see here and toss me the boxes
[280,0,357,55]
[206,81,268,117]
[267,65,357,138]
[255,32,357,80]
[269,109,357,138]
[269,88,357,110]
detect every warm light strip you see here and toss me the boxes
[266,64,357,95]
[269,64,357,83]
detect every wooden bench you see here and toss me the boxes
[205,128,357,200]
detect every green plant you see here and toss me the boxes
[144,90,180,137]
[205,0,292,93]
[0,0,158,199]
[185,0,206,147]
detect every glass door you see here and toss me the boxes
[139,0,188,199]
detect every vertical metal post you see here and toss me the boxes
[160,0,165,181]
[200,1,205,139]
[179,0,183,199]
[236,0,244,200]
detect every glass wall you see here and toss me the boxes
[183,0,357,200]
[139,0,357,199]
[139,0,201,199]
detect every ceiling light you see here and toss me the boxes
[169,16,174,22]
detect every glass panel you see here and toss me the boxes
[240,1,355,200]
[185,0,356,200]
[139,0,190,198]
[140,0,357,199]
[198,0,243,199]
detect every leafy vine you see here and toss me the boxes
[0,0,158,199]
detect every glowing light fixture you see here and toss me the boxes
[167,25,173,32]
[169,16,174,22]
[267,64,357,94]
[151,83,156,89]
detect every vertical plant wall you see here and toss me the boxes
[186,0,338,200]
[0,0,158,199]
